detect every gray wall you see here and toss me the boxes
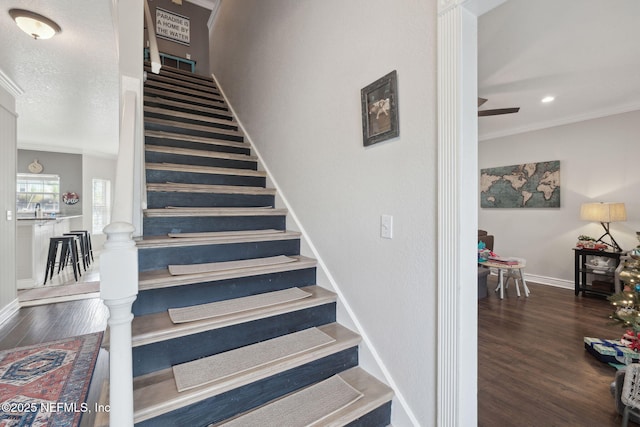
[17,150,83,217]
[479,110,640,286]
[210,1,438,424]
[146,0,211,75]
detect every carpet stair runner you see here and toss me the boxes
[125,63,393,426]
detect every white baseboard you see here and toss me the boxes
[0,299,20,326]
[488,270,574,290]
[523,273,574,290]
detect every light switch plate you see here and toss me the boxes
[6,210,13,221]
[381,214,393,239]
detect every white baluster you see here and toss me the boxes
[100,222,138,426]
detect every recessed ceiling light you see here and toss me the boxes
[541,96,555,103]
[8,9,62,40]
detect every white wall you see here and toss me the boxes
[82,155,117,251]
[0,83,18,317]
[479,110,640,286]
[210,1,437,425]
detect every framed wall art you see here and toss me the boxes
[480,160,561,208]
[361,70,399,146]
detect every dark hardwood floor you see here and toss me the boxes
[479,277,636,427]
[0,298,109,427]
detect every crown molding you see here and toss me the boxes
[186,0,215,10]
[438,0,465,15]
[206,0,221,31]
[0,68,24,97]
[479,103,640,141]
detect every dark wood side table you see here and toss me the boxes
[573,248,622,296]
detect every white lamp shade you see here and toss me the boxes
[580,202,627,223]
[9,9,61,40]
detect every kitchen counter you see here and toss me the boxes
[17,215,82,221]
[17,215,84,289]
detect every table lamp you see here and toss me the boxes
[580,202,626,252]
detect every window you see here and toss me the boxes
[16,173,60,213]
[92,178,111,235]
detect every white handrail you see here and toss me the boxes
[100,88,139,426]
[144,0,162,74]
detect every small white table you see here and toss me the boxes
[479,259,530,299]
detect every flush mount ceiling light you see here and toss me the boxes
[9,9,61,40]
[541,96,555,103]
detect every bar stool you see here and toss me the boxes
[59,235,82,281]
[71,230,93,263]
[64,232,88,271]
[43,236,80,284]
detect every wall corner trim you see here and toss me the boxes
[211,72,421,427]
[206,0,221,32]
[0,299,20,327]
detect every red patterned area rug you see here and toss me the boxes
[0,332,103,426]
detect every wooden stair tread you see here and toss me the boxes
[145,117,243,138]
[146,162,266,177]
[145,144,255,162]
[319,367,394,426]
[145,130,247,149]
[132,323,360,423]
[144,97,234,121]
[130,286,335,348]
[145,80,226,103]
[212,367,393,427]
[135,229,300,248]
[138,255,316,291]
[144,87,229,110]
[144,105,238,128]
[143,206,287,218]
[146,182,274,195]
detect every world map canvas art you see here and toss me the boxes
[480,160,560,208]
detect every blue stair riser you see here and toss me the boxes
[133,303,336,377]
[146,169,265,188]
[144,151,256,170]
[143,215,286,236]
[145,76,219,95]
[134,347,358,427]
[133,268,317,316]
[145,65,214,85]
[145,89,230,112]
[345,402,392,427]
[144,100,233,123]
[144,82,222,104]
[145,120,243,142]
[138,239,300,272]
[144,110,237,131]
[145,135,249,155]
[146,191,274,209]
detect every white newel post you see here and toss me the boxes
[100,222,138,426]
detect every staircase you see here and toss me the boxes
[128,64,393,426]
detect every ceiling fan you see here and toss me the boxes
[478,97,520,117]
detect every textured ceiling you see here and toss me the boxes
[0,1,118,157]
[478,0,640,140]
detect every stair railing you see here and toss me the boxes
[144,0,162,74]
[100,88,139,426]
